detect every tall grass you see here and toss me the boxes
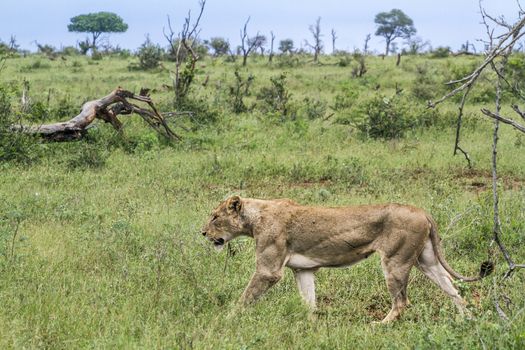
[0,53,524,349]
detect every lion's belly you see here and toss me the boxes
[286,252,364,269]
[286,253,323,269]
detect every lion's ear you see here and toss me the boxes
[228,195,243,213]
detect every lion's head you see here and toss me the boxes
[201,195,249,250]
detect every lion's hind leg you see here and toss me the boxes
[379,256,412,323]
[416,239,468,314]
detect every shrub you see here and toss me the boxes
[354,93,438,139]
[276,55,301,68]
[19,60,51,72]
[60,46,80,56]
[0,85,40,163]
[411,63,444,101]
[301,97,326,120]
[430,46,451,58]
[336,54,351,67]
[228,69,254,114]
[134,36,163,70]
[257,73,295,119]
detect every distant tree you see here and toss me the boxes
[305,17,323,62]
[255,35,267,55]
[363,34,371,54]
[403,36,430,55]
[78,39,91,55]
[279,39,294,54]
[331,29,337,54]
[269,31,276,62]
[68,12,128,53]
[208,37,230,56]
[374,9,416,56]
[239,17,262,66]
[0,35,19,56]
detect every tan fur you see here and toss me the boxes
[201,196,486,323]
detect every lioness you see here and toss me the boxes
[201,196,492,323]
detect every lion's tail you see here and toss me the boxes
[426,215,494,282]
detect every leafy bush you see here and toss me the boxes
[300,97,326,120]
[411,63,444,101]
[134,36,163,70]
[0,85,40,163]
[336,54,351,67]
[59,46,80,56]
[506,53,525,93]
[175,96,218,125]
[19,60,51,72]
[276,55,301,68]
[430,46,451,58]
[354,93,440,139]
[257,73,295,119]
[228,69,254,113]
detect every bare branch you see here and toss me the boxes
[511,104,525,121]
[429,16,525,107]
[481,109,525,133]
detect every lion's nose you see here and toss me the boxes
[201,231,207,236]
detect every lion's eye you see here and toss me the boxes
[211,214,218,222]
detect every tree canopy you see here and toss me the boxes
[279,39,294,54]
[374,9,416,56]
[68,12,128,52]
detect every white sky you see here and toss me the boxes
[0,0,522,53]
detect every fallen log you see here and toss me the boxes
[11,87,181,141]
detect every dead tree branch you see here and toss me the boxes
[239,17,262,67]
[429,16,525,108]
[305,17,323,63]
[164,0,206,103]
[430,3,525,305]
[481,109,525,133]
[11,88,181,141]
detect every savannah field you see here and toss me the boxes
[0,52,524,349]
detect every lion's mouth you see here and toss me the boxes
[213,238,225,247]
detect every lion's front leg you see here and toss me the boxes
[239,270,283,305]
[239,239,287,306]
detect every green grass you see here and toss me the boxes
[0,53,524,349]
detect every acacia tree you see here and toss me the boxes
[279,39,294,54]
[374,9,416,56]
[68,12,128,53]
[305,17,323,63]
[208,37,230,56]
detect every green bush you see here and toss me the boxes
[354,93,439,139]
[430,46,451,58]
[133,36,163,70]
[228,69,254,114]
[257,73,296,119]
[411,63,445,101]
[19,59,51,72]
[0,85,40,164]
[300,97,326,120]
